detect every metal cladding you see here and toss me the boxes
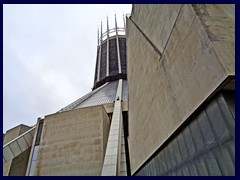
[93,15,127,90]
[58,80,128,112]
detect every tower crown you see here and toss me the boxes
[93,15,127,89]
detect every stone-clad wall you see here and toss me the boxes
[131,5,181,54]
[192,4,235,75]
[127,4,234,174]
[3,124,31,145]
[34,106,110,175]
[8,149,31,176]
[3,124,32,176]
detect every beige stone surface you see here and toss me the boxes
[3,160,11,176]
[121,101,128,112]
[103,102,128,114]
[127,17,162,173]
[131,4,181,54]
[25,118,43,176]
[4,124,31,145]
[192,4,235,75]
[4,149,31,176]
[34,106,110,176]
[119,127,127,176]
[8,148,31,176]
[127,4,235,174]
[103,103,114,113]
[3,125,32,176]
[102,101,128,114]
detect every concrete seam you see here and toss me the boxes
[129,17,162,56]
[159,4,183,62]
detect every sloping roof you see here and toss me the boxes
[58,80,128,113]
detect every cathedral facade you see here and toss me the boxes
[3,4,235,176]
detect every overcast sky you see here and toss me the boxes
[3,4,132,133]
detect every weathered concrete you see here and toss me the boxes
[119,127,127,176]
[8,148,31,176]
[33,106,110,176]
[3,160,11,176]
[4,124,31,145]
[101,79,125,176]
[102,101,128,114]
[131,4,182,54]
[25,118,43,176]
[192,4,235,75]
[103,103,114,113]
[127,4,235,174]
[3,124,32,176]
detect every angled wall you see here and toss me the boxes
[127,4,235,174]
[33,106,110,176]
[4,124,31,145]
[3,124,32,176]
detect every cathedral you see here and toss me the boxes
[3,4,235,176]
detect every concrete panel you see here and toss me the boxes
[4,124,31,145]
[127,15,161,173]
[8,148,31,176]
[3,160,12,176]
[23,133,33,147]
[127,4,235,173]
[17,137,29,151]
[192,4,235,75]
[34,106,110,176]
[3,146,14,162]
[20,125,32,136]
[4,126,22,145]
[131,4,182,54]
[103,103,114,113]
[9,141,22,156]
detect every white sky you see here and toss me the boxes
[3,4,132,133]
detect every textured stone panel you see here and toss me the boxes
[131,4,182,53]
[4,125,31,145]
[8,148,31,176]
[127,4,234,173]
[191,4,235,75]
[127,14,162,172]
[34,106,110,176]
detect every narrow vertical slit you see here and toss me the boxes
[122,111,131,176]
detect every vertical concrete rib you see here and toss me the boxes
[97,22,103,81]
[101,79,123,176]
[115,14,122,74]
[106,17,110,77]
